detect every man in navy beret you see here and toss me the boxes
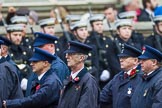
[100,44,142,108]
[131,45,162,108]
[26,32,69,96]
[58,41,99,108]
[3,47,62,108]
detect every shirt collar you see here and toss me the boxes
[125,65,138,75]
[71,66,84,79]
[145,9,154,17]
[38,72,46,80]
[147,71,154,76]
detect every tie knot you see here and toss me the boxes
[124,73,129,79]
[142,74,148,79]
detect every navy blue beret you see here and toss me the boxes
[29,47,56,63]
[138,45,162,62]
[33,32,58,47]
[0,36,12,46]
[118,44,142,57]
[64,41,92,55]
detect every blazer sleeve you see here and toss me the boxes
[100,79,113,105]
[6,77,61,108]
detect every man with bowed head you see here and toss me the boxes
[58,41,100,108]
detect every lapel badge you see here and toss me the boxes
[143,89,148,97]
[142,46,146,54]
[127,87,132,94]
[75,85,81,91]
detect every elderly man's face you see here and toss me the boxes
[139,59,157,74]
[119,57,138,71]
[65,53,83,68]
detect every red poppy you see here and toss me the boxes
[74,77,80,82]
[130,69,139,78]
[36,84,40,91]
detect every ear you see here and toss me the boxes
[152,59,158,66]
[6,34,10,40]
[79,55,84,61]
[116,29,120,34]
[73,30,77,36]
[133,58,139,64]
[43,61,49,66]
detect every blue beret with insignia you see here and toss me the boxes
[64,41,92,55]
[138,45,162,62]
[29,47,56,63]
[33,32,58,47]
[118,44,142,57]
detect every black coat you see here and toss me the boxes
[86,31,121,78]
[58,67,100,108]
[9,44,33,79]
[5,68,63,108]
[138,9,152,22]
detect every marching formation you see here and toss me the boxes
[0,0,162,108]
